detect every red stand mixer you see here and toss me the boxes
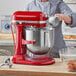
[11,11,55,65]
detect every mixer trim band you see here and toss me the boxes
[16,15,37,18]
[12,20,46,24]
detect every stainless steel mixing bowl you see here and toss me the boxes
[23,27,54,55]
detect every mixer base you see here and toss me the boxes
[12,56,55,65]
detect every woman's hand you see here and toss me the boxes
[55,14,72,24]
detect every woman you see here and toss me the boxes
[25,0,76,57]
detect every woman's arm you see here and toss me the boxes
[55,14,72,24]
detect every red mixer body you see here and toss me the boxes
[11,11,55,65]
